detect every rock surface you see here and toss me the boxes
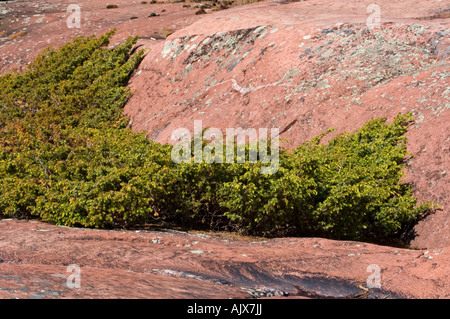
[123,0,449,250]
[0,0,206,73]
[0,0,449,299]
[0,219,449,299]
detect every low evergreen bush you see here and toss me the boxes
[0,31,438,244]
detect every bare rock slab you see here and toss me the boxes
[0,219,448,299]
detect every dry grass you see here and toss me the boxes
[232,0,263,6]
[7,31,27,40]
[417,8,450,20]
[158,27,174,38]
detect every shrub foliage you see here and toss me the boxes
[0,31,437,243]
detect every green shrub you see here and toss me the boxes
[216,115,437,241]
[0,30,438,244]
[0,30,163,228]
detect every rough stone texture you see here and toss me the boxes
[0,0,206,73]
[123,0,449,250]
[0,0,449,299]
[0,219,449,299]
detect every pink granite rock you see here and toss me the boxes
[0,0,449,299]
[123,0,449,249]
[0,219,448,299]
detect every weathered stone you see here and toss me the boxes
[122,1,449,250]
[0,0,449,299]
[0,219,448,299]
